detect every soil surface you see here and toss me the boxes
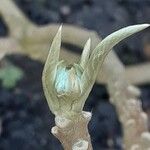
[0,0,150,150]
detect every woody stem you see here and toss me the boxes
[51,111,93,150]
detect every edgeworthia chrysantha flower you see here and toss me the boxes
[42,24,150,118]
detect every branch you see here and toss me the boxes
[107,71,150,149]
[0,37,21,53]
[51,112,92,150]
[125,62,150,85]
[0,0,33,37]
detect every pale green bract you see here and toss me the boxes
[42,24,149,119]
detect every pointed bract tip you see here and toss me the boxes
[85,38,91,48]
[135,24,150,29]
[87,38,91,44]
[142,23,150,27]
[58,24,63,32]
[53,24,62,42]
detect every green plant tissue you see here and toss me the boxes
[0,65,24,89]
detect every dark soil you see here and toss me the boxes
[0,0,150,150]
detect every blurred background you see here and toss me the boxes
[0,0,150,150]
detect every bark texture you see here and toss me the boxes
[51,112,92,150]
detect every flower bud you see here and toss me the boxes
[42,24,150,117]
[55,62,82,98]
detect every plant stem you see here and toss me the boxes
[51,111,93,150]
